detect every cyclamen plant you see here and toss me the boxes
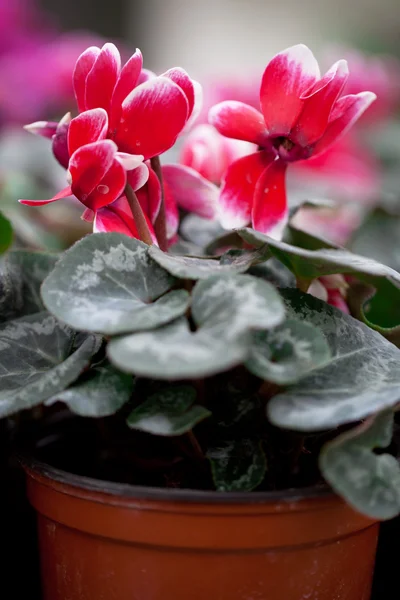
[2,42,400,520]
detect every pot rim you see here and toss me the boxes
[20,450,332,505]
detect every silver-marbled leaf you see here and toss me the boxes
[46,363,133,417]
[0,312,98,417]
[127,385,211,435]
[246,319,331,384]
[268,290,400,431]
[207,439,267,492]
[320,412,400,519]
[41,233,182,335]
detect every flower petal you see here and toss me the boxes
[84,159,127,210]
[110,48,143,130]
[69,139,117,203]
[252,159,288,238]
[162,67,195,116]
[114,77,189,159]
[137,68,156,84]
[24,120,58,139]
[115,152,144,170]
[126,162,150,192]
[162,164,219,219]
[85,43,121,114]
[52,113,72,169]
[164,182,180,240]
[95,196,157,243]
[19,186,73,206]
[73,46,101,112]
[183,79,203,132]
[291,60,349,146]
[313,91,377,156]
[135,166,161,223]
[209,101,269,146]
[68,108,108,156]
[218,151,275,229]
[260,44,320,136]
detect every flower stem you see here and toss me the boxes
[124,184,153,246]
[150,156,168,251]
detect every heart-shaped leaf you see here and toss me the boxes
[46,363,133,417]
[108,317,248,379]
[41,233,185,335]
[239,227,400,331]
[207,439,267,492]
[180,214,224,247]
[246,319,331,384]
[148,246,269,280]
[319,412,400,519]
[268,289,400,431]
[0,212,13,254]
[350,208,400,272]
[127,385,211,435]
[108,274,286,379]
[0,312,99,417]
[192,274,285,338]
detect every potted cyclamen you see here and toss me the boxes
[3,41,400,600]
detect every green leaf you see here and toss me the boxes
[267,290,400,431]
[248,258,296,288]
[108,317,248,379]
[192,273,285,337]
[108,274,286,380]
[41,233,186,335]
[148,245,269,280]
[350,208,400,272]
[239,227,400,331]
[46,363,133,417]
[207,439,267,491]
[246,319,331,384]
[0,212,13,254]
[319,412,400,519]
[0,250,59,320]
[0,312,98,417]
[127,385,211,435]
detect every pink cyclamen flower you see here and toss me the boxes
[180,123,255,185]
[209,44,376,237]
[73,43,196,159]
[309,275,350,314]
[20,108,148,212]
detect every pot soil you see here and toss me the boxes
[23,452,378,600]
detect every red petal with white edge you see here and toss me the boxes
[162,164,218,219]
[73,46,101,112]
[115,152,145,171]
[183,80,203,132]
[85,43,121,114]
[313,92,377,157]
[52,115,71,169]
[135,167,161,223]
[209,101,269,146]
[260,44,320,136]
[164,181,180,240]
[110,49,143,130]
[252,159,288,238]
[68,108,108,156]
[69,140,116,203]
[19,186,73,206]
[137,69,156,84]
[84,158,127,211]
[24,121,58,139]
[218,151,275,229]
[126,162,150,192]
[115,77,189,159]
[94,196,158,244]
[162,68,195,117]
[291,60,349,147]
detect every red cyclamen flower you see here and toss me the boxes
[20,108,148,211]
[209,44,376,237]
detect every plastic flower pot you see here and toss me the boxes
[23,455,378,600]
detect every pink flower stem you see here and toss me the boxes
[124,184,154,246]
[150,156,168,251]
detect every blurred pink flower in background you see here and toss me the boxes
[0,0,103,125]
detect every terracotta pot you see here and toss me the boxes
[23,455,379,600]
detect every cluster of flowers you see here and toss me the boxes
[23,42,379,308]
